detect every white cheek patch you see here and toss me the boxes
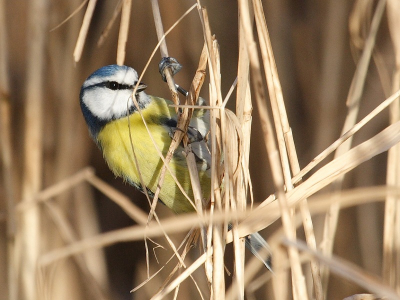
[83,88,134,120]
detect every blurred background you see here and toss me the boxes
[0,0,397,299]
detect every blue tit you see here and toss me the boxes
[80,64,271,269]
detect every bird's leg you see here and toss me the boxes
[159,57,188,96]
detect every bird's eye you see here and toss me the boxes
[107,81,120,90]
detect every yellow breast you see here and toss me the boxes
[97,97,210,214]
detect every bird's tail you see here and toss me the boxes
[227,223,272,271]
[244,232,273,271]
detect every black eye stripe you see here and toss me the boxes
[84,80,146,93]
[104,81,133,90]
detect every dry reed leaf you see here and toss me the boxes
[36,182,392,298]
[253,0,292,189]
[306,186,400,216]
[49,0,88,32]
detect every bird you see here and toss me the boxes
[79,64,271,269]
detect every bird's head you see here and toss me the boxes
[79,65,149,138]
[80,65,149,122]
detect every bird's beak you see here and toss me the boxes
[136,82,147,92]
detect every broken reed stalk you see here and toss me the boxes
[252,0,322,298]
[238,0,308,298]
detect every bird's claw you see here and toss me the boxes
[159,57,183,82]
[159,57,188,96]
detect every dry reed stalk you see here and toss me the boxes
[384,0,400,291]
[320,0,387,293]
[19,0,48,298]
[185,46,208,254]
[226,243,273,300]
[198,7,227,297]
[150,0,180,105]
[116,0,131,65]
[231,17,252,298]
[0,1,16,299]
[73,0,97,62]
[252,0,322,297]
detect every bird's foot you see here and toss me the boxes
[159,57,188,96]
